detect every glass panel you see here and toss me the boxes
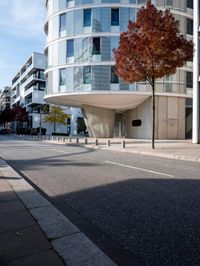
[92,66,101,90]
[186,72,193,88]
[66,68,74,92]
[82,37,92,61]
[110,66,119,83]
[84,9,91,27]
[92,8,101,32]
[120,8,129,32]
[92,38,100,55]
[187,18,193,35]
[60,14,66,32]
[187,0,193,8]
[129,8,136,22]
[111,36,119,60]
[67,39,74,57]
[74,67,83,91]
[101,37,111,61]
[83,66,91,84]
[111,9,119,26]
[101,8,110,32]
[75,10,83,34]
[83,0,92,3]
[101,66,110,90]
[74,38,83,63]
[66,11,74,36]
[60,69,66,86]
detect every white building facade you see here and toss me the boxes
[44,0,194,139]
[11,52,81,135]
[0,87,11,111]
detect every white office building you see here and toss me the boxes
[44,0,194,139]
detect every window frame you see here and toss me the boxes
[92,37,100,55]
[111,8,119,26]
[110,66,119,84]
[83,66,91,84]
[59,13,66,33]
[83,9,91,27]
[67,39,74,58]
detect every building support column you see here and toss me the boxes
[193,0,200,144]
[83,105,115,138]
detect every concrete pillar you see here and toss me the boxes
[193,1,200,144]
[83,105,115,138]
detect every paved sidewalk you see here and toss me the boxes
[0,161,64,266]
[0,157,116,266]
[37,136,200,163]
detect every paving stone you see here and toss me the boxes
[30,206,80,239]
[0,210,36,233]
[0,191,18,203]
[0,226,51,263]
[0,200,25,214]
[14,189,51,209]
[52,233,116,266]
[1,250,64,266]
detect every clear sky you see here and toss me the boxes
[0,0,45,89]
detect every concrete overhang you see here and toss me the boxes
[44,91,151,111]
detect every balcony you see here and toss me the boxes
[24,90,45,107]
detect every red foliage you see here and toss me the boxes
[114,2,194,85]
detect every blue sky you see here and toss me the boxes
[0,0,45,89]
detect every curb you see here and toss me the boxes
[0,157,116,266]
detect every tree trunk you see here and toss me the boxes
[152,78,155,149]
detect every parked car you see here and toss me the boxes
[0,128,11,135]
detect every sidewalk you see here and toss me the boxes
[0,160,64,266]
[0,157,116,266]
[38,136,200,163]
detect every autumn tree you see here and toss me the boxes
[0,108,15,127]
[43,105,70,133]
[114,1,193,149]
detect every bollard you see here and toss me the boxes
[85,138,88,144]
[69,137,72,142]
[121,140,125,148]
[95,139,98,146]
[57,136,59,141]
[107,140,110,147]
[63,137,65,142]
[76,138,79,144]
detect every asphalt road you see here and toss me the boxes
[0,135,200,266]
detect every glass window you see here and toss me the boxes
[67,39,74,57]
[83,66,91,84]
[165,0,173,6]
[187,0,193,9]
[92,38,100,55]
[60,69,66,86]
[60,14,66,32]
[187,18,193,35]
[110,66,119,83]
[84,9,91,27]
[186,72,193,88]
[111,9,119,26]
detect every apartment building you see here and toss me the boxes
[11,52,81,135]
[0,87,11,111]
[44,0,194,139]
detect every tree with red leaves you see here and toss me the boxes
[114,1,194,149]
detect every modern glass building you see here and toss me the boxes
[44,0,193,139]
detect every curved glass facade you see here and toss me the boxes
[45,0,193,97]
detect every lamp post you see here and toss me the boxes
[192,0,200,144]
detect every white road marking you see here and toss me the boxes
[105,161,175,178]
